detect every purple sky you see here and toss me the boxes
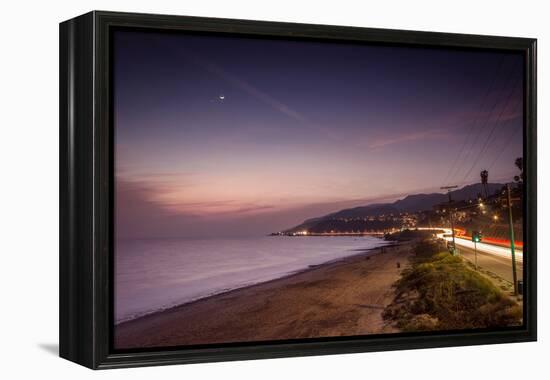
[114,30,524,239]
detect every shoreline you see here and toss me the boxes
[115,240,411,349]
[116,240,400,325]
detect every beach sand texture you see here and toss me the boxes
[115,243,411,349]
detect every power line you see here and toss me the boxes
[488,127,521,171]
[442,56,506,186]
[486,97,523,172]
[451,60,521,183]
[447,60,514,183]
[459,72,522,184]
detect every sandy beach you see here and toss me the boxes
[115,242,412,349]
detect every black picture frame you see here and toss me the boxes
[59,10,537,369]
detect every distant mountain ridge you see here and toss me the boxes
[285,183,504,233]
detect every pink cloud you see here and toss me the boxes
[366,128,453,149]
[115,177,434,240]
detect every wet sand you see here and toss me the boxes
[115,242,412,349]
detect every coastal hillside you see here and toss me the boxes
[283,183,504,234]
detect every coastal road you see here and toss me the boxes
[417,227,523,283]
[452,237,523,263]
[455,244,523,283]
[419,228,523,262]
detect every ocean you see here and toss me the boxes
[115,235,391,323]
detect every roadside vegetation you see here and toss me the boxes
[384,228,442,242]
[383,239,522,331]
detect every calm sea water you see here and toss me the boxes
[115,236,391,323]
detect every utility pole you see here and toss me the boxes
[472,231,481,271]
[441,185,458,255]
[474,240,478,270]
[506,183,518,295]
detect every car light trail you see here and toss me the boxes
[417,227,523,263]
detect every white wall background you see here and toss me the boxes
[0,0,547,377]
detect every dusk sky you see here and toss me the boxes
[114,30,523,239]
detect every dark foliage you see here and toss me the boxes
[383,240,522,331]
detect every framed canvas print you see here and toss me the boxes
[59,11,537,369]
